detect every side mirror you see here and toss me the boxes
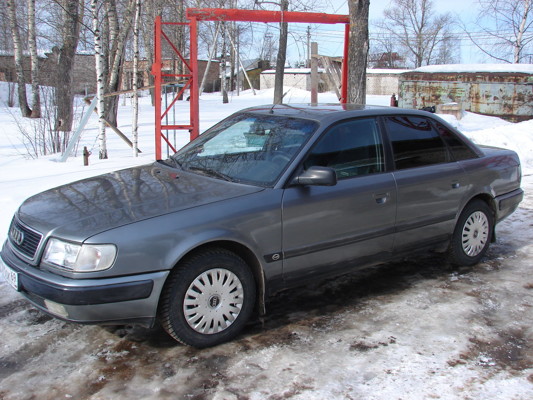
[291,166,337,186]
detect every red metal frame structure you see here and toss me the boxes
[152,17,198,160]
[153,8,350,160]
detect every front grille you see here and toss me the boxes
[9,218,43,260]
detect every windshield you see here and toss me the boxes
[172,113,318,187]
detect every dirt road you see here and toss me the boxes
[1,178,532,400]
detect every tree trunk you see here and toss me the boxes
[132,0,141,157]
[176,0,185,81]
[229,22,236,93]
[221,22,229,104]
[92,0,108,159]
[27,0,40,118]
[141,20,155,106]
[273,0,288,104]
[104,0,135,127]
[7,0,32,117]
[55,0,80,134]
[514,0,531,63]
[347,0,370,104]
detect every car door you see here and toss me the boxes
[384,115,469,252]
[281,117,397,285]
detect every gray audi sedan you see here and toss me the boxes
[1,104,523,347]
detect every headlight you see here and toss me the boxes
[42,238,116,272]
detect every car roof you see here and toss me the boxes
[238,104,438,122]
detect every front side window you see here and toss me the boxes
[385,116,450,170]
[172,113,317,187]
[304,118,384,179]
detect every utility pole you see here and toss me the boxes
[307,25,311,67]
[311,42,318,105]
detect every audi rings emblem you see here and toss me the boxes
[10,226,24,246]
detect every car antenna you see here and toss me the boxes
[269,90,291,114]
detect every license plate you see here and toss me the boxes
[1,259,19,291]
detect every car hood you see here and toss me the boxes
[17,163,263,241]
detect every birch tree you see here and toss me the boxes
[102,0,136,127]
[27,0,40,118]
[221,22,229,104]
[469,0,533,63]
[132,0,141,157]
[139,0,164,105]
[92,0,107,159]
[6,0,32,117]
[0,3,12,52]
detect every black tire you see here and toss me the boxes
[159,248,256,348]
[449,200,494,266]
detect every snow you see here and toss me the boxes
[261,68,327,74]
[410,63,533,74]
[438,111,533,175]
[0,83,532,399]
[367,68,411,74]
[261,68,412,74]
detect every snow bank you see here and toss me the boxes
[411,64,533,74]
[439,112,533,175]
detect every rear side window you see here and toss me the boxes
[434,122,478,161]
[385,116,449,170]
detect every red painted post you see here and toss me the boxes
[341,23,349,104]
[189,17,199,141]
[153,16,162,160]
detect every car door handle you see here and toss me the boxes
[373,193,389,204]
[451,181,460,189]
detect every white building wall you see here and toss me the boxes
[260,68,409,95]
[366,70,410,96]
[260,68,331,91]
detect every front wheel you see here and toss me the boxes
[159,248,256,348]
[449,200,494,266]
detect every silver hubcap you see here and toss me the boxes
[461,211,489,257]
[183,268,244,334]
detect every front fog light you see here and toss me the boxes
[44,300,68,318]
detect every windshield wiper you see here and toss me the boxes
[188,166,235,182]
[157,158,182,169]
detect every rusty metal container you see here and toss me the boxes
[398,65,533,121]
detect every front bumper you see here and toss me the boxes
[1,241,169,327]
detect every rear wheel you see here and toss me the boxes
[160,248,255,348]
[449,200,493,266]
